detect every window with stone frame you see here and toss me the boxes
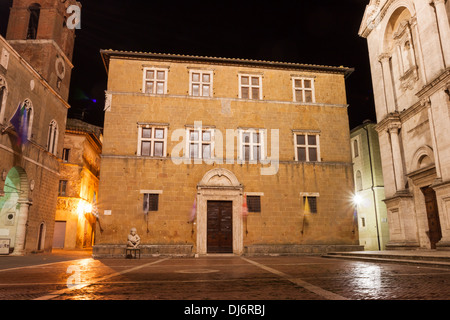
[240,129,265,162]
[138,125,168,157]
[190,70,213,97]
[143,68,168,94]
[47,120,58,156]
[62,148,70,163]
[247,196,261,213]
[0,83,5,123]
[143,193,159,212]
[294,132,320,162]
[303,196,318,214]
[58,180,68,196]
[239,74,262,100]
[293,77,315,103]
[27,4,41,40]
[188,128,213,160]
[22,99,33,141]
[353,139,359,158]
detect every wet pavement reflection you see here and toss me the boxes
[1,254,450,300]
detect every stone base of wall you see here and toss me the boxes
[244,244,365,256]
[92,244,194,258]
[436,241,450,251]
[93,244,365,258]
[385,241,420,251]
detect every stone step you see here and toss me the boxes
[323,251,450,268]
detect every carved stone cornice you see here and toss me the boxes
[393,20,411,40]
[378,52,392,62]
[360,0,402,38]
[429,0,446,6]
[416,68,450,99]
[374,112,401,133]
[388,122,402,134]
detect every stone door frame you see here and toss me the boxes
[196,168,244,255]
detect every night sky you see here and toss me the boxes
[0,0,376,129]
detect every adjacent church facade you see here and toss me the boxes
[93,49,363,257]
[360,0,450,250]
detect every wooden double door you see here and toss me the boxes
[421,186,442,249]
[207,201,233,253]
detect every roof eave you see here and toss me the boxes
[100,49,354,77]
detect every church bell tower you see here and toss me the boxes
[5,0,81,101]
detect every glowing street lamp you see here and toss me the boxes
[76,200,93,216]
[353,194,364,206]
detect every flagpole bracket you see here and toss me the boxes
[1,125,12,134]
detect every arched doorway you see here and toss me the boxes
[37,222,46,251]
[0,167,30,255]
[409,146,443,249]
[421,186,442,249]
[196,169,244,255]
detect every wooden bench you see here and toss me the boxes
[125,247,141,259]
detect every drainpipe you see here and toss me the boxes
[363,123,381,251]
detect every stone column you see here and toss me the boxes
[410,17,428,83]
[388,123,405,191]
[431,0,450,67]
[424,98,442,180]
[379,54,396,113]
[11,200,31,256]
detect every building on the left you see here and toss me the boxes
[0,0,80,255]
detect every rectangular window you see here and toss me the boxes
[188,128,213,159]
[303,196,317,214]
[27,5,40,40]
[353,139,359,158]
[240,74,262,100]
[138,126,168,157]
[247,196,261,213]
[0,86,5,123]
[361,217,366,228]
[143,68,168,94]
[294,132,320,162]
[190,70,213,97]
[293,78,315,103]
[239,129,265,162]
[62,148,70,162]
[58,180,67,196]
[143,193,159,212]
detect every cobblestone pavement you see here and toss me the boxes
[1,251,450,304]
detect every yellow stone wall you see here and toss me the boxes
[0,36,68,254]
[96,53,359,255]
[55,131,101,249]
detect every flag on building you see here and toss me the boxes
[9,102,28,146]
[304,196,311,215]
[189,198,197,223]
[242,195,248,217]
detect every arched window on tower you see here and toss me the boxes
[356,170,363,192]
[353,139,359,158]
[27,4,41,40]
[0,82,6,123]
[47,120,58,155]
[22,99,34,141]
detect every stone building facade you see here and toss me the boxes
[351,120,389,250]
[359,0,450,250]
[94,50,363,257]
[53,119,102,250]
[0,0,79,255]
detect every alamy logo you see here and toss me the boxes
[66,4,81,30]
[66,265,81,289]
